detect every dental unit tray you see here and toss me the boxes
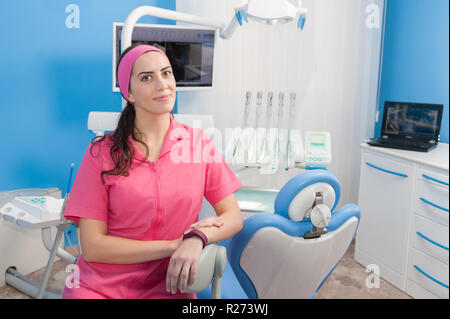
[1,196,65,229]
[0,190,65,230]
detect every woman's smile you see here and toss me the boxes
[154,94,170,102]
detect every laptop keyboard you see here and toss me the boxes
[386,139,425,147]
[369,138,431,151]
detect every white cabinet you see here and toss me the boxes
[355,143,449,299]
[356,151,414,288]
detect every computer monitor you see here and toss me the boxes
[113,22,216,92]
[381,101,444,140]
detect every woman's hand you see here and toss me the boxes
[166,236,204,294]
[190,216,224,229]
[165,217,224,294]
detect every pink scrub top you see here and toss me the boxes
[62,114,242,299]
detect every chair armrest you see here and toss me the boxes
[185,243,226,295]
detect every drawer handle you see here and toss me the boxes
[413,265,449,289]
[416,232,449,251]
[422,174,449,187]
[365,162,408,178]
[420,197,449,213]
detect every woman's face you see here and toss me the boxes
[128,51,176,115]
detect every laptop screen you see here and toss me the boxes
[382,102,443,139]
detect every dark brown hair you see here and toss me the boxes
[90,44,172,184]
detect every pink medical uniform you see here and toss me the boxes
[62,114,242,299]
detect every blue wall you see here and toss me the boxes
[375,0,449,143]
[0,0,176,193]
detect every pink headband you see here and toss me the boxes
[117,44,166,102]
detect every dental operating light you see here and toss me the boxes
[245,0,306,25]
[121,0,308,50]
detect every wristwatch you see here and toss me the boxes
[183,227,208,248]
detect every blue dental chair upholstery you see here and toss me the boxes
[198,170,361,299]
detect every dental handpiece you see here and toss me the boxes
[253,92,263,161]
[275,92,285,162]
[258,92,273,164]
[234,91,252,157]
[242,91,252,130]
[254,92,263,128]
[286,92,296,170]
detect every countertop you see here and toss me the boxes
[361,142,449,172]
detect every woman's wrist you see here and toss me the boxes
[183,227,208,248]
[170,237,183,253]
[183,236,204,248]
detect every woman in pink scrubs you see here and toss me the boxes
[62,44,243,299]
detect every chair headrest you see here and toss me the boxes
[274,170,341,222]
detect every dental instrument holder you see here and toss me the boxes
[235,91,308,174]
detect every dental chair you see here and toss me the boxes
[193,169,361,299]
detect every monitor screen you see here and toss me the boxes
[113,23,215,91]
[382,102,443,138]
[310,134,326,146]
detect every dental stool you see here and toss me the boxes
[197,169,361,299]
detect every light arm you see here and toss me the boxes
[121,6,226,52]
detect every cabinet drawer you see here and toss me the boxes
[419,168,449,189]
[412,214,449,265]
[406,279,442,299]
[415,179,449,227]
[408,248,449,299]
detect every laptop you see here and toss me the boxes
[368,101,444,152]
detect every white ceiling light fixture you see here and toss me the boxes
[242,0,308,26]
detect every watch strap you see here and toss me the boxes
[183,227,208,248]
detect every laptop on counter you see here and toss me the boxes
[368,101,444,152]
